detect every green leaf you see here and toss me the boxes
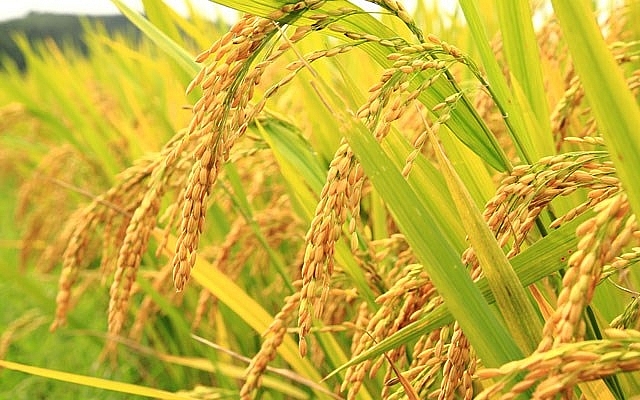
[343,116,523,367]
[0,360,195,400]
[430,127,542,354]
[459,0,555,163]
[111,0,199,76]
[141,0,184,45]
[496,0,553,144]
[551,0,640,221]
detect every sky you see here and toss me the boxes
[0,1,619,24]
[0,0,424,22]
[0,0,238,22]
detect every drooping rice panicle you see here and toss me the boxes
[128,261,174,341]
[539,194,632,352]
[298,33,472,356]
[476,330,640,399]
[436,322,474,400]
[611,297,640,330]
[342,264,437,399]
[241,291,301,399]
[108,178,165,338]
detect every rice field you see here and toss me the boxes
[1,1,640,399]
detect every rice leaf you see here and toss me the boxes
[430,122,542,354]
[551,0,640,219]
[0,360,196,399]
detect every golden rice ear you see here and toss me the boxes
[342,264,439,399]
[51,211,99,332]
[107,183,164,338]
[240,292,301,400]
[476,330,640,399]
[298,139,360,353]
[171,14,279,292]
[437,323,473,400]
[539,194,632,351]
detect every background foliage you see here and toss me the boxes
[0,12,142,71]
[1,0,640,399]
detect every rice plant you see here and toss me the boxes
[2,0,640,399]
